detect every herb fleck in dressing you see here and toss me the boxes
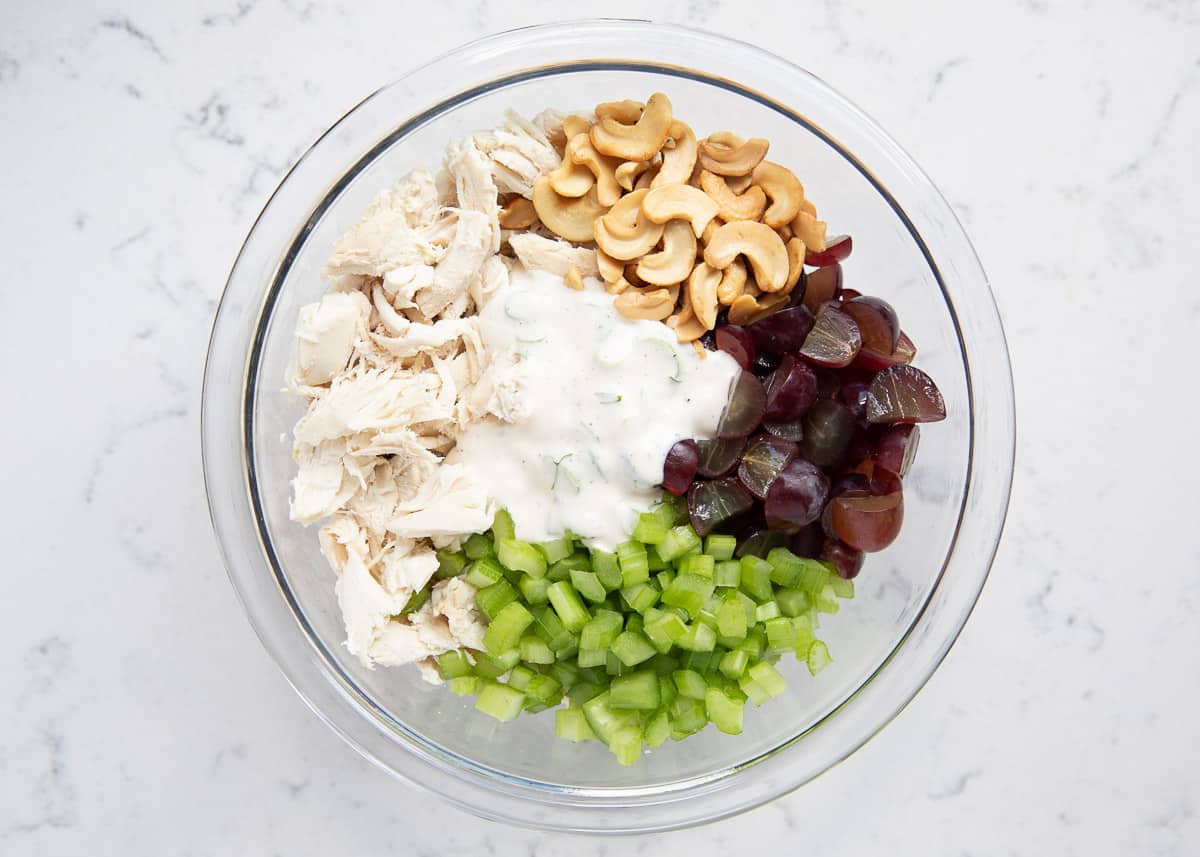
[455,267,738,549]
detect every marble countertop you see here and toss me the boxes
[3,1,1197,854]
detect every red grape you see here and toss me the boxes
[696,435,745,478]
[830,471,871,498]
[789,523,825,558]
[839,288,862,302]
[831,490,904,552]
[661,439,699,496]
[764,355,819,422]
[839,380,871,420]
[801,264,842,313]
[717,371,767,438]
[866,365,946,424]
[820,539,865,579]
[688,477,754,537]
[751,351,780,378]
[805,234,853,267]
[842,296,900,354]
[764,459,829,531]
[799,305,862,368]
[854,330,917,372]
[736,528,789,558]
[737,435,799,499]
[799,399,857,467]
[747,305,816,356]
[715,325,755,370]
[763,419,804,442]
[872,424,920,477]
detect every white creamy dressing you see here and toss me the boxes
[455,267,739,550]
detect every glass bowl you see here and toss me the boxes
[201,20,1014,833]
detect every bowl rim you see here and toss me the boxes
[202,18,1015,833]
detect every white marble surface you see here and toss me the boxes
[3,0,1198,853]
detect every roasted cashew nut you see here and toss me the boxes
[752,161,805,229]
[615,158,656,192]
[549,155,596,198]
[633,165,660,190]
[653,120,698,188]
[532,177,608,243]
[593,188,664,260]
[498,197,538,230]
[699,170,768,222]
[716,257,747,305]
[669,298,708,343]
[566,133,624,206]
[596,248,626,284]
[641,184,719,239]
[561,114,593,141]
[703,220,790,293]
[727,291,789,326]
[784,237,806,292]
[688,262,722,330]
[698,133,770,177]
[590,92,673,161]
[789,210,828,253]
[595,99,643,124]
[636,220,698,286]
[613,286,676,321]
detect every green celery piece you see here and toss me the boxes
[482,601,534,655]
[555,707,596,742]
[580,610,623,650]
[657,524,702,563]
[570,569,608,604]
[491,509,516,542]
[716,596,748,640]
[791,612,817,653]
[609,725,643,766]
[436,650,473,679]
[591,550,623,590]
[519,634,555,665]
[748,660,787,697]
[550,661,581,690]
[435,549,468,580]
[672,669,708,700]
[764,616,797,652]
[525,673,563,706]
[497,538,549,578]
[795,559,831,594]
[704,534,738,561]
[643,710,671,748]
[643,609,687,652]
[567,681,603,706]
[624,613,644,635]
[713,560,741,587]
[830,576,855,599]
[766,546,807,588]
[657,674,678,708]
[776,587,809,618]
[471,653,508,679]
[465,556,505,590]
[532,606,572,651]
[738,674,771,705]
[661,574,716,619]
[806,640,832,676]
[463,533,494,561]
[704,687,745,735]
[681,649,718,673]
[678,553,715,579]
[546,580,590,631]
[399,584,431,616]
[475,682,525,722]
[576,647,608,669]
[518,575,551,606]
[507,665,535,691]
[667,696,707,736]
[648,653,680,676]
[676,621,717,653]
[814,582,841,614]
[605,650,627,676]
[551,553,594,576]
[582,691,640,744]
[448,676,481,696]
[739,555,774,601]
[620,582,660,614]
[655,569,676,591]
[611,631,657,667]
[755,600,782,623]
[719,649,751,679]
[646,544,668,571]
[617,541,650,587]
[609,670,661,710]
[475,579,519,621]
[737,626,766,659]
[632,512,670,545]
[652,495,686,528]
[540,537,574,564]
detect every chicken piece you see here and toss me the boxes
[287,291,371,389]
[431,576,486,651]
[469,255,509,312]
[321,514,409,663]
[444,139,501,254]
[292,367,444,447]
[291,438,356,525]
[380,265,435,311]
[472,110,561,199]
[508,232,599,278]
[415,210,493,319]
[388,461,493,539]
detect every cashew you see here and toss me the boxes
[784,237,806,292]
[752,161,804,228]
[776,223,795,242]
[549,156,596,198]
[716,258,747,305]
[562,265,585,291]
[701,215,725,247]
[727,291,790,326]
[637,220,697,286]
[698,133,770,177]
[800,198,817,217]
[596,248,625,284]
[726,172,755,194]
[641,184,719,239]
[593,188,664,260]
[613,287,676,321]
[566,133,623,206]
[595,99,643,124]
[790,210,828,253]
[699,170,768,222]
[634,164,660,190]
[590,92,673,161]
[688,262,721,330]
[653,120,698,188]
[669,299,708,343]
[498,197,538,230]
[615,158,656,191]
[624,263,647,288]
[533,177,608,243]
[605,277,632,294]
[703,220,790,292]
[562,114,593,140]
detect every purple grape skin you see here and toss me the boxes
[764,459,830,531]
[717,371,767,439]
[799,399,857,468]
[764,356,819,422]
[846,295,901,352]
[662,440,699,496]
[830,472,871,498]
[687,477,754,537]
[763,419,804,442]
[839,380,871,421]
[715,325,756,370]
[737,435,799,499]
[695,435,746,478]
[798,305,862,369]
[736,528,789,559]
[821,539,865,579]
[751,351,780,379]
[747,305,816,356]
[872,424,920,477]
[865,365,946,424]
[789,523,825,558]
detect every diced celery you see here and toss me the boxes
[791,612,817,653]
[491,508,516,541]
[643,710,671,748]
[643,609,687,652]
[624,613,644,635]
[678,553,715,579]
[694,608,718,631]
[518,574,551,605]
[646,545,668,571]
[617,541,650,587]
[658,674,678,707]
[449,676,481,696]
[475,682,525,722]
[682,650,718,673]
[591,550,623,590]
[519,634,555,665]
[830,576,855,599]
[497,539,548,578]
[435,549,468,580]
[739,555,774,601]
[748,661,787,697]
[764,616,797,652]
[620,582,660,614]
[668,696,708,736]
[580,610,623,650]
[570,569,608,604]
[611,631,657,667]
[657,525,702,563]
[713,560,741,587]
[776,587,809,617]
[806,640,832,675]
[436,650,473,680]
[400,584,431,616]
[738,674,771,705]
[464,533,494,560]
[673,668,708,700]
[546,580,590,632]
[717,596,748,640]
[546,562,571,582]
[550,661,581,690]
[796,559,831,594]
[507,665,535,691]
[766,546,807,588]
[567,681,603,706]
[576,647,608,668]
[632,512,669,545]
[610,670,661,710]
[540,537,574,564]
[555,707,596,742]
[609,726,643,766]
[582,691,640,743]
[606,650,627,676]
[704,687,745,735]
[471,653,508,679]
[649,653,680,676]
[661,574,716,619]
[814,582,841,614]
[736,626,766,659]
[475,579,518,621]
[482,601,534,655]
[719,649,751,679]
[532,607,574,652]
[656,569,676,590]
[676,622,717,652]
[755,601,782,623]
[704,534,738,561]
[465,556,504,590]
[525,674,563,706]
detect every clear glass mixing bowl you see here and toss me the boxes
[202,20,1015,833]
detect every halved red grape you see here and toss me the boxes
[843,296,900,353]
[751,351,780,378]
[763,419,804,442]
[696,435,745,478]
[789,523,825,558]
[830,471,871,498]
[854,330,917,371]
[688,477,754,537]
[805,234,852,267]
[839,288,862,302]
[867,463,902,497]
[799,305,862,368]
[801,264,842,313]
[736,528,788,558]
[799,399,857,467]
[831,490,904,552]
[747,305,816,356]
[820,539,865,579]
[764,459,829,531]
[717,371,767,438]
[764,356,819,422]
[839,380,871,420]
[872,424,920,477]
[842,427,873,473]
[737,435,799,499]
[715,325,755,370]
[662,439,699,496]
[866,365,946,424]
